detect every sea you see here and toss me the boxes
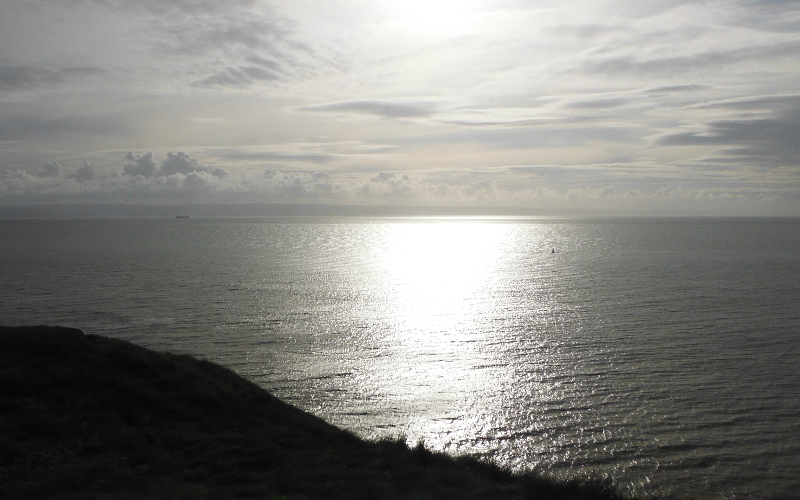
[1,216,799,499]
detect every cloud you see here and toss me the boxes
[123,152,158,177]
[691,94,800,111]
[0,114,131,141]
[161,12,292,55]
[187,142,400,172]
[123,151,231,178]
[1,158,343,204]
[1,0,799,216]
[38,162,62,178]
[194,61,284,87]
[0,66,102,92]
[300,100,438,118]
[144,5,317,88]
[562,97,631,109]
[12,1,315,91]
[507,166,581,178]
[581,39,800,77]
[373,172,403,182]
[68,162,96,182]
[210,148,338,165]
[657,105,800,167]
[644,84,712,94]
[0,151,796,215]
[84,0,256,15]
[731,0,800,31]
[159,151,209,176]
[404,124,641,149]
[566,185,617,200]
[548,23,637,40]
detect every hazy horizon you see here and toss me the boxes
[6,201,800,219]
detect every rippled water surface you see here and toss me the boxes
[2,217,799,499]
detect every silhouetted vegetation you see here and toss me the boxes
[0,326,649,499]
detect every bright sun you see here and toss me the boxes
[383,0,479,36]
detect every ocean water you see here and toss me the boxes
[1,216,799,499]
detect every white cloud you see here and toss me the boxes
[123,153,158,178]
[120,151,232,179]
[158,151,228,177]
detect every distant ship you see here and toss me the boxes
[175,215,189,219]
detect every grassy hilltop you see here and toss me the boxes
[0,326,640,500]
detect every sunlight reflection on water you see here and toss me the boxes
[339,220,568,457]
[383,221,505,315]
[368,222,515,447]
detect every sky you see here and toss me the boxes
[1,0,799,215]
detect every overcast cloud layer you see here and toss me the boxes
[1,0,799,215]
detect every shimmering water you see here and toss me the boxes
[2,217,799,499]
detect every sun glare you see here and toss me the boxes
[358,219,515,447]
[382,0,479,36]
[382,220,508,334]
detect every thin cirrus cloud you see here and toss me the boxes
[150,6,316,88]
[210,148,340,165]
[0,0,799,215]
[579,40,800,77]
[0,66,103,92]
[87,0,256,14]
[0,114,132,141]
[300,100,439,119]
